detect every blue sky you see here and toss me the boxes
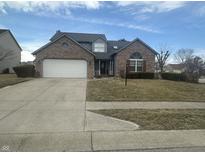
[0,1,205,62]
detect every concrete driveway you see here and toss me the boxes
[0,78,204,151]
[0,78,87,133]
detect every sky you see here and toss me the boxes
[0,1,205,62]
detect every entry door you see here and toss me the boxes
[100,60,106,74]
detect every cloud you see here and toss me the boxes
[195,5,205,16]
[0,1,101,16]
[20,40,48,52]
[194,48,205,59]
[0,24,7,29]
[0,1,160,33]
[21,51,35,62]
[0,2,6,15]
[116,1,186,14]
[20,40,48,62]
[70,16,160,33]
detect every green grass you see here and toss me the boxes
[0,74,33,88]
[91,109,205,130]
[87,79,205,102]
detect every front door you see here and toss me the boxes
[100,60,106,75]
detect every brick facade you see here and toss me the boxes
[34,36,95,79]
[114,40,155,77]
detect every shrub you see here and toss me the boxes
[2,68,9,74]
[161,72,186,81]
[13,65,35,77]
[126,72,155,79]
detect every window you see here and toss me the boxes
[113,46,118,49]
[94,43,105,52]
[129,59,143,72]
[128,52,143,72]
[130,52,142,59]
[62,42,69,48]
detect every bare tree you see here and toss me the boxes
[156,49,171,73]
[174,48,194,63]
[184,56,205,82]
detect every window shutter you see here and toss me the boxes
[143,60,146,72]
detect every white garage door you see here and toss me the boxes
[43,59,87,78]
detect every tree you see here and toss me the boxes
[156,49,171,73]
[184,56,205,83]
[174,48,194,63]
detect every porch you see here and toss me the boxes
[94,59,114,77]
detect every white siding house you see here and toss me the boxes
[0,29,22,73]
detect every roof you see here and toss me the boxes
[34,30,158,58]
[167,64,185,70]
[113,38,158,55]
[33,34,95,56]
[0,29,22,51]
[50,31,106,42]
[107,40,131,54]
[0,29,7,34]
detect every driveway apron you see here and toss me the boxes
[0,78,87,133]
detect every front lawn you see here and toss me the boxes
[87,79,205,102]
[91,109,205,130]
[0,74,33,88]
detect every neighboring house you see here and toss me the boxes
[165,64,185,73]
[21,61,34,65]
[0,29,22,73]
[33,30,157,79]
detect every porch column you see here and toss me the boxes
[99,59,101,76]
[109,60,112,75]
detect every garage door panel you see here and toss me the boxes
[43,59,87,78]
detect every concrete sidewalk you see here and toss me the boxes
[87,101,205,110]
[85,111,139,131]
[0,130,205,151]
[92,129,205,151]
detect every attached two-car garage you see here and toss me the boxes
[43,59,87,78]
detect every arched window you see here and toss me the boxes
[129,52,144,72]
[129,52,142,59]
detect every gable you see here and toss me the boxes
[115,38,158,56]
[0,30,22,52]
[33,35,95,56]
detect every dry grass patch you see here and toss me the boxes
[87,79,205,102]
[0,74,33,88]
[92,109,205,130]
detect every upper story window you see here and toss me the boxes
[94,43,105,52]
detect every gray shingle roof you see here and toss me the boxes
[49,31,131,59]
[36,31,157,58]
[50,31,106,42]
[107,40,131,54]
